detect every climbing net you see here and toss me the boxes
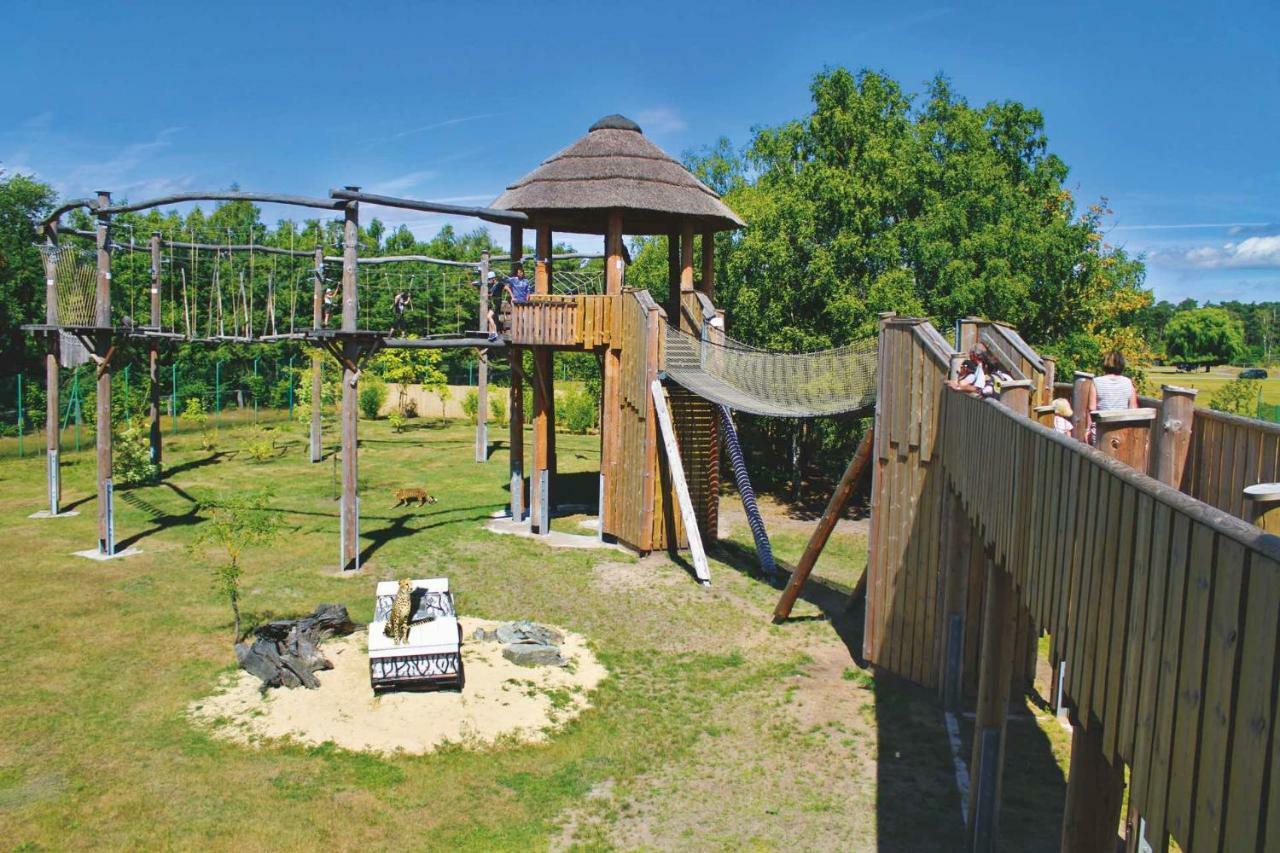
[664,325,878,417]
[39,244,99,326]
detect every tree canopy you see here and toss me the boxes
[1164,307,1245,367]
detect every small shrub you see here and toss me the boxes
[192,489,282,642]
[463,389,479,424]
[113,419,160,486]
[200,429,217,452]
[183,397,208,427]
[242,427,275,463]
[558,387,598,434]
[437,385,452,422]
[491,394,507,427]
[401,397,418,418]
[388,411,406,433]
[1209,378,1260,416]
[358,376,387,419]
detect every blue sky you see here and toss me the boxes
[2,0,1276,304]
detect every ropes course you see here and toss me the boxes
[663,325,878,418]
[39,244,99,326]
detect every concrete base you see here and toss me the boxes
[29,510,80,519]
[72,547,142,561]
[485,517,628,553]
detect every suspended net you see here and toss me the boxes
[663,325,878,417]
[39,245,99,326]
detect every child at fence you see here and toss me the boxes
[948,343,999,397]
[1052,397,1074,435]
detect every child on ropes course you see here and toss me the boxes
[389,290,412,336]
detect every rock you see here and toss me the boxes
[494,620,564,647]
[502,643,567,667]
[472,627,491,642]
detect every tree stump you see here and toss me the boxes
[235,603,356,689]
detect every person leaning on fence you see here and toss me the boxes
[389,290,411,337]
[948,342,1004,397]
[505,263,531,305]
[1087,349,1139,442]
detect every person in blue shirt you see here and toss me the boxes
[505,263,531,304]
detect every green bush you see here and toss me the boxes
[463,389,479,424]
[113,419,160,486]
[242,426,275,463]
[558,388,598,434]
[1209,378,1261,416]
[358,376,387,419]
[388,411,406,433]
[491,394,507,427]
[183,397,208,426]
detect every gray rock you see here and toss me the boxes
[495,620,564,647]
[471,627,490,642]
[502,643,567,667]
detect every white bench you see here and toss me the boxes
[368,578,463,691]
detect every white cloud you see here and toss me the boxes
[364,113,502,145]
[58,127,185,197]
[1176,235,1280,269]
[635,107,687,135]
[367,169,437,195]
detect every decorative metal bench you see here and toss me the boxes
[367,578,463,691]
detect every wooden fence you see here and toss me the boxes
[938,386,1280,850]
[508,294,616,348]
[1184,407,1280,519]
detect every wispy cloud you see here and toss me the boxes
[59,127,186,196]
[364,113,502,145]
[367,169,437,195]
[1111,221,1272,230]
[1167,235,1280,269]
[635,107,687,135]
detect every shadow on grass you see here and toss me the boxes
[163,451,234,478]
[116,482,205,550]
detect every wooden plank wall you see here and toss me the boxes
[1184,408,1280,520]
[938,386,1280,851]
[666,385,719,549]
[508,294,616,349]
[863,317,953,687]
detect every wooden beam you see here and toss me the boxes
[329,187,529,226]
[666,232,680,322]
[310,247,324,463]
[531,225,555,534]
[475,250,489,463]
[601,211,624,538]
[509,227,525,522]
[938,485,973,710]
[100,190,344,216]
[1071,372,1093,442]
[339,194,360,572]
[94,191,114,554]
[700,231,715,302]
[651,380,710,584]
[42,244,60,515]
[772,427,874,622]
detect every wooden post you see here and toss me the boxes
[1061,722,1126,853]
[1152,385,1196,488]
[1093,409,1156,474]
[601,211,624,539]
[1071,372,1093,442]
[772,428,874,622]
[309,246,324,463]
[475,250,489,462]
[1243,483,1280,534]
[967,379,1032,850]
[148,232,162,466]
[94,191,114,555]
[43,237,60,515]
[1041,356,1056,406]
[666,231,680,322]
[508,227,524,521]
[339,192,360,572]
[700,231,714,302]
[679,222,695,333]
[531,224,555,534]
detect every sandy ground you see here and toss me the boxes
[189,618,607,755]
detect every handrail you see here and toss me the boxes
[328,188,529,226]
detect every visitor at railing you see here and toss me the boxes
[389,290,411,337]
[947,342,1008,397]
[507,263,531,304]
[1087,349,1138,442]
[1052,397,1074,435]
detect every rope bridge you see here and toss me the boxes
[663,326,878,417]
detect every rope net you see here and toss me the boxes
[39,245,99,326]
[664,326,878,418]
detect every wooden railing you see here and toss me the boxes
[938,387,1280,851]
[1185,407,1280,519]
[507,294,616,348]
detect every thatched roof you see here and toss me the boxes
[492,114,745,235]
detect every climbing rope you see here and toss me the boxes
[38,244,99,326]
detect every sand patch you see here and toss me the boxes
[189,618,607,755]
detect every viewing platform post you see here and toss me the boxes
[94,191,114,555]
[1244,483,1280,534]
[508,227,525,522]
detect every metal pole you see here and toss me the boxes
[43,239,60,513]
[253,356,260,423]
[17,373,24,458]
[73,366,82,453]
[171,362,178,432]
[310,246,323,462]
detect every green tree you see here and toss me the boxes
[192,489,282,642]
[0,172,56,377]
[1164,307,1244,368]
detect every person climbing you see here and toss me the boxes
[322,286,337,327]
[389,290,412,336]
[1087,349,1138,443]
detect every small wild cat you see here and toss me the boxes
[384,577,438,645]
[392,488,437,508]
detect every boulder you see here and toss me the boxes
[502,642,566,667]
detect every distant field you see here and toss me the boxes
[1146,364,1280,406]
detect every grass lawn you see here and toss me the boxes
[1146,364,1280,406]
[0,413,1071,850]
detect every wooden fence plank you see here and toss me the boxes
[1117,492,1155,764]
[1227,555,1278,851]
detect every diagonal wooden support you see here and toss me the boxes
[772,427,874,622]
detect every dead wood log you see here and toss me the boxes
[235,603,356,689]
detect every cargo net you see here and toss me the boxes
[39,244,99,326]
[664,325,878,418]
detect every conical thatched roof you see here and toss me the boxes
[492,114,745,235]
